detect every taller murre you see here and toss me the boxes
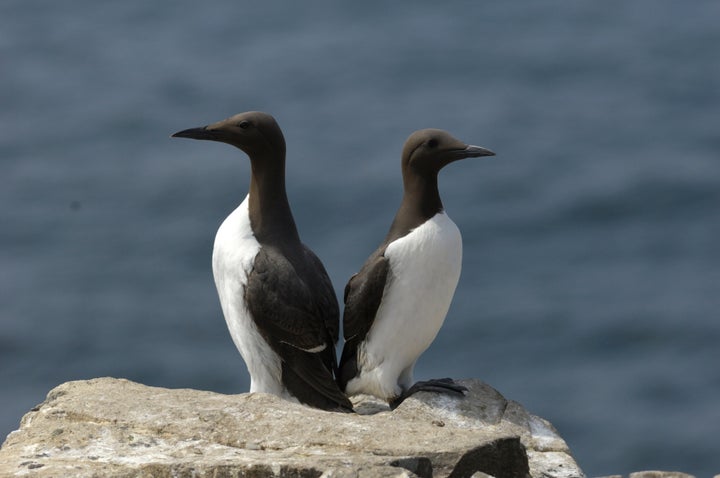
[339,128,495,409]
[172,111,352,412]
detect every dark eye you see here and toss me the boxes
[427,138,438,148]
[238,120,250,129]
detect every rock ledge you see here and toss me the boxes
[0,378,584,478]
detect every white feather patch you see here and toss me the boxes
[345,212,462,400]
[212,194,283,394]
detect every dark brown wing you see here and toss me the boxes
[338,248,390,390]
[246,246,351,411]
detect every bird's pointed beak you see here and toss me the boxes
[460,145,495,158]
[171,125,218,141]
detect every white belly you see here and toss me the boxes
[212,194,283,395]
[347,212,462,399]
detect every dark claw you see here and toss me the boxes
[411,378,468,395]
[390,378,468,409]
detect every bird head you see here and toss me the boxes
[401,129,494,176]
[172,111,286,160]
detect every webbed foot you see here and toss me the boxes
[390,378,467,410]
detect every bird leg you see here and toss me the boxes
[389,377,468,410]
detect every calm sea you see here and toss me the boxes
[1,1,718,476]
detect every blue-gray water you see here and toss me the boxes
[1,1,719,476]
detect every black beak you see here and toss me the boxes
[449,144,495,161]
[171,126,217,140]
[460,145,495,158]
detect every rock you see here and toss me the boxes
[0,377,584,478]
[628,473,696,478]
[593,473,698,478]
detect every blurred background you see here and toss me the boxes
[1,1,718,476]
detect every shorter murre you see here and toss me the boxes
[339,129,495,408]
[172,111,352,412]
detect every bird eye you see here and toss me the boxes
[427,138,438,148]
[238,120,250,129]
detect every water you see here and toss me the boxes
[1,1,719,476]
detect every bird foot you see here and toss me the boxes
[390,378,468,410]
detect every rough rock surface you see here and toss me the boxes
[0,377,584,478]
[620,473,698,478]
[627,473,698,478]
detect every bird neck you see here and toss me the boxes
[247,153,301,247]
[385,171,443,242]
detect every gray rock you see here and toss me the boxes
[593,473,698,478]
[0,377,584,478]
[628,473,696,478]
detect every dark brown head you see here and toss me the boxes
[382,129,495,241]
[172,111,286,161]
[401,128,494,177]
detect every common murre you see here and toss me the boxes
[173,111,352,412]
[338,128,495,408]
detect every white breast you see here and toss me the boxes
[346,212,462,399]
[212,194,283,395]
